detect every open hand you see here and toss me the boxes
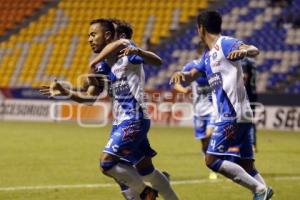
[169,71,186,85]
[227,49,247,60]
[118,46,139,58]
[39,79,67,98]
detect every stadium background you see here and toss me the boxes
[0,0,300,199]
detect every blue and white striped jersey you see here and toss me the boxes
[108,55,149,125]
[194,36,253,123]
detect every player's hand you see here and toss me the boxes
[118,46,139,58]
[39,79,68,98]
[227,49,247,60]
[169,71,186,85]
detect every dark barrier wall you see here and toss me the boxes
[258,94,300,106]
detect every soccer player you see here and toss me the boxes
[88,19,178,200]
[95,18,171,200]
[170,10,273,200]
[242,58,258,152]
[41,19,178,200]
[174,59,217,180]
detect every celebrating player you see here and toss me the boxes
[170,10,273,200]
[41,19,178,200]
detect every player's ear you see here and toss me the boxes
[104,31,113,41]
[200,26,206,37]
[197,25,203,36]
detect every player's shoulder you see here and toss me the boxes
[127,54,144,64]
[221,35,237,41]
[220,35,241,47]
[220,35,244,58]
[95,61,110,74]
[182,59,201,71]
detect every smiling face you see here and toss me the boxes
[88,23,106,53]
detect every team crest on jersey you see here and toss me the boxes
[116,57,123,65]
[212,52,217,60]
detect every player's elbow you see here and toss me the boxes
[153,58,163,66]
[118,39,130,48]
[248,45,259,57]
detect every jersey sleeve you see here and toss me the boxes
[193,53,206,72]
[128,54,144,64]
[221,37,244,61]
[182,60,197,72]
[94,61,110,75]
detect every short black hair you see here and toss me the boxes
[107,18,133,39]
[90,18,115,37]
[197,10,222,34]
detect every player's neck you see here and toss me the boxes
[206,34,221,50]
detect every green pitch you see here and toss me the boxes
[0,121,300,200]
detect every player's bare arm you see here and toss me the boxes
[90,39,162,68]
[227,44,259,60]
[40,80,99,104]
[89,39,131,68]
[173,83,191,94]
[119,46,162,66]
[170,68,203,85]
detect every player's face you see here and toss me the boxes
[88,24,106,53]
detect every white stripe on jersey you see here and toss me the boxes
[205,36,253,123]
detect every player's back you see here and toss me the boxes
[201,35,252,123]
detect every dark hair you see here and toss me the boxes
[197,10,222,34]
[107,18,133,39]
[90,18,115,37]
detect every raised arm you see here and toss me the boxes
[170,68,204,86]
[119,46,162,66]
[227,44,259,60]
[89,39,131,68]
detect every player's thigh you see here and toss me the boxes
[100,152,119,163]
[238,158,256,173]
[135,156,154,172]
[134,136,157,169]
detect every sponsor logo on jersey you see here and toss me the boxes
[112,66,125,75]
[208,72,222,91]
[113,78,131,97]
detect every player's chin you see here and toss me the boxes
[91,46,100,53]
[92,49,100,54]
